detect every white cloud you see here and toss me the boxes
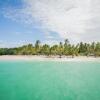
[42,40,59,46]
[2,0,100,43]
[22,0,91,41]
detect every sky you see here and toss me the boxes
[0,0,100,47]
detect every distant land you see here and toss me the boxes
[0,39,100,57]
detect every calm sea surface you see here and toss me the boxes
[0,60,100,100]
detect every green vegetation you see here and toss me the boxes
[0,39,100,57]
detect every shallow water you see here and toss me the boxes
[0,61,100,100]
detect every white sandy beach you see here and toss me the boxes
[0,55,100,62]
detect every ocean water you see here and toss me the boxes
[0,60,100,100]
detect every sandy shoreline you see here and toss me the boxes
[0,55,100,62]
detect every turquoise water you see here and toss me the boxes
[0,61,100,100]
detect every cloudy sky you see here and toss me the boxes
[0,0,100,47]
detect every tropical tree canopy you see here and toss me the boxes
[0,39,100,57]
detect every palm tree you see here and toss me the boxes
[64,39,69,56]
[58,42,64,58]
[64,39,69,46]
[41,44,50,56]
[35,40,41,55]
[95,42,100,57]
[0,39,100,57]
[50,45,58,55]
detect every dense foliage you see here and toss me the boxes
[0,39,100,57]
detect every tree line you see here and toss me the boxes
[0,39,100,57]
